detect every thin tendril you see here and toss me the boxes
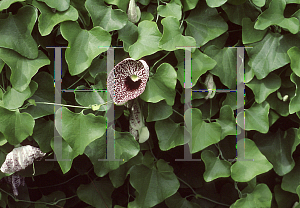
[173,109,184,118]
[177,176,230,207]
[151,51,171,72]
[66,71,88,89]
[0,187,76,207]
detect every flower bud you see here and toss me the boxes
[204,73,216,99]
[282,95,288,102]
[127,0,141,23]
[277,91,282,100]
[129,99,149,143]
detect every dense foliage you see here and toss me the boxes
[0,0,300,207]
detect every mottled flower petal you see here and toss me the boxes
[107,58,149,105]
[1,145,46,174]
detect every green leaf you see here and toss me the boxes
[140,63,176,106]
[38,0,70,11]
[155,118,189,151]
[182,0,199,12]
[165,192,201,208]
[21,72,55,119]
[222,92,237,110]
[246,73,281,104]
[55,107,107,155]
[185,1,228,46]
[266,90,290,117]
[252,0,266,7]
[32,118,53,153]
[246,32,300,80]
[185,108,222,153]
[222,1,260,26]
[204,46,237,89]
[237,102,270,133]
[74,85,110,111]
[138,0,150,5]
[296,186,300,208]
[201,150,231,182]
[289,72,300,114]
[288,46,300,77]
[282,157,300,193]
[206,0,227,8]
[0,49,50,92]
[32,0,78,36]
[216,105,240,140]
[50,137,79,174]
[147,100,172,122]
[104,0,130,11]
[0,6,38,59]
[85,0,127,32]
[35,191,66,208]
[157,1,182,20]
[176,49,216,88]
[84,128,140,177]
[0,0,25,11]
[242,17,267,44]
[0,58,4,74]
[0,107,34,145]
[274,185,299,208]
[2,81,37,110]
[118,21,138,52]
[253,128,300,176]
[128,20,162,60]
[129,159,180,207]
[159,16,196,51]
[254,0,300,34]
[60,21,111,75]
[230,184,272,207]
[70,0,90,26]
[231,139,273,182]
[77,178,114,208]
[140,11,154,21]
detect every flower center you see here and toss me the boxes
[125,76,142,91]
[130,74,140,82]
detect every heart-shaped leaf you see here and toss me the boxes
[231,138,273,182]
[60,21,111,75]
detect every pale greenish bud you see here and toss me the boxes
[129,99,149,143]
[127,0,141,23]
[204,73,216,99]
[282,95,289,102]
[277,91,282,100]
[138,126,149,143]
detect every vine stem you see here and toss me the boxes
[177,176,230,207]
[35,102,91,109]
[66,70,88,89]
[156,0,160,22]
[172,109,184,118]
[34,101,113,109]
[0,187,76,207]
[151,51,171,72]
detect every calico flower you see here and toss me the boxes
[1,145,46,174]
[107,58,149,105]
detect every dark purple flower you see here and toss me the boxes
[107,58,149,105]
